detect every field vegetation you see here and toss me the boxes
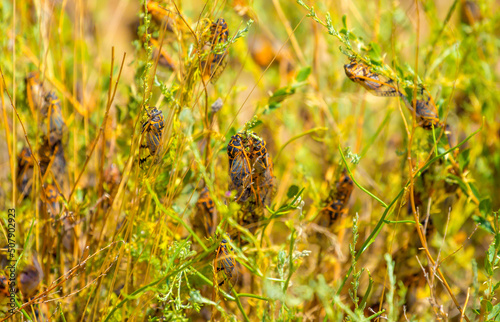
[0,0,499,320]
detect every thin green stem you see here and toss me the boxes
[275,127,327,162]
[339,145,388,208]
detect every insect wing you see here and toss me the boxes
[210,18,229,44]
[48,108,65,146]
[215,239,237,287]
[229,153,253,202]
[227,134,244,167]
[195,187,217,236]
[206,18,229,83]
[336,172,354,204]
[415,89,440,129]
[146,129,162,156]
[344,62,401,97]
[209,51,228,83]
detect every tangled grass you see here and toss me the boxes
[0,0,499,320]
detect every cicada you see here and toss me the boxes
[17,147,35,200]
[19,255,44,298]
[227,134,253,202]
[0,275,8,299]
[248,135,276,207]
[194,187,217,236]
[344,59,403,98]
[215,236,237,287]
[227,133,277,235]
[203,18,229,83]
[38,140,67,188]
[404,87,442,130]
[25,71,46,116]
[227,133,245,167]
[140,107,165,165]
[319,170,354,227]
[42,91,66,146]
[41,183,60,217]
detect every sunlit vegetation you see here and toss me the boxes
[0,0,499,320]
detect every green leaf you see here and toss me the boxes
[486,300,493,314]
[368,42,382,63]
[485,247,493,276]
[295,66,312,82]
[469,182,481,200]
[479,198,492,217]
[472,215,495,234]
[342,15,347,29]
[447,174,469,195]
[287,185,300,199]
[493,280,500,292]
[248,120,263,129]
[459,148,470,172]
[488,304,500,321]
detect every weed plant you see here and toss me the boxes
[0,0,499,320]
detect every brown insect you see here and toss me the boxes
[41,183,60,217]
[248,135,276,208]
[215,236,238,287]
[25,71,46,116]
[38,140,67,187]
[140,107,165,166]
[319,170,354,228]
[248,33,294,73]
[19,255,44,298]
[344,59,403,97]
[17,147,35,200]
[404,87,443,130]
[202,18,229,83]
[194,187,217,237]
[227,133,253,203]
[227,133,276,234]
[0,275,9,299]
[42,91,66,146]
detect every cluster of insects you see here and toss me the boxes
[227,132,276,231]
[7,1,490,319]
[190,131,277,289]
[344,59,446,133]
[20,72,67,207]
[141,2,230,83]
